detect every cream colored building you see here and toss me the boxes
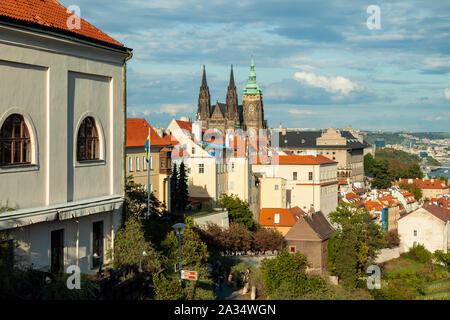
[0,1,131,274]
[275,126,369,183]
[126,118,172,208]
[398,205,450,253]
[252,154,338,217]
[259,177,287,209]
[167,119,260,217]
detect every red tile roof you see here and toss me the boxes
[175,120,192,133]
[401,204,450,222]
[259,206,305,227]
[365,201,383,212]
[126,118,171,148]
[0,0,122,47]
[393,179,448,190]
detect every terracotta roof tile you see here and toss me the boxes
[0,0,122,47]
[126,118,171,148]
[259,206,305,227]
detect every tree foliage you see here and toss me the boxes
[125,176,165,218]
[327,203,386,288]
[364,153,375,175]
[371,158,393,189]
[217,194,255,230]
[112,215,161,270]
[399,182,423,201]
[384,230,400,248]
[169,163,190,212]
[252,227,286,254]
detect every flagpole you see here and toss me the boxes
[147,126,150,219]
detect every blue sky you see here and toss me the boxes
[61,0,450,131]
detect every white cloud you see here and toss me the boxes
[444,88,450,100]
[425,57,450,69]
[154,104,192,116]
[293,71,358,96]
[287,109,316,115]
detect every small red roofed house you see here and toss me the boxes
[259,206,305,236]
[393,178,449,200]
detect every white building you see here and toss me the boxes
[0,1,132,274]
[252,154,338,217]
[398,205,450,253]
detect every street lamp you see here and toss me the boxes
[139,250,149,272]
[172,223,187,283]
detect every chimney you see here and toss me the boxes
[192,121,202,143]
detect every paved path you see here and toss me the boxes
[215,283,244,300]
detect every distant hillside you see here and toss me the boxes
[363,133,404,146]
[409,132,450,140]
[375,148,420,163]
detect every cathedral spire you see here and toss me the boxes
[228,64,235,89]
[243,55,262,95]
[197,65,211,122]
[201,65,208,88]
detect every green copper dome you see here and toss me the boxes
[243,55,262,95]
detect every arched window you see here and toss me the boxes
[77,117,99,161]
[0,114,31,166]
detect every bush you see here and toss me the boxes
[371,279,418,300]
[42,273,99,300]
[153,273,184,300]
[384,230,400,248]
[112,215,161,270]
[434,250,450,270]
[407,244,432,264]
[230,262,251,287]
[201,202,212,211]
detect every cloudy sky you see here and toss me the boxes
[61,0,450,131]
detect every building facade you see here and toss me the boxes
[0,0,131,273]
[252,154,338,217]
[126,118,172,208]
[274,126,370,183]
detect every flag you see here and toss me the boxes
[144,130,150,162]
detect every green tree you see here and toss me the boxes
[372,158,393,189]
[170,164,179,213]
[405,163,423,179]
[364,153,375,175]
[177,162,189,212]
[217,194,255,230]
[399,182,423,201]
[434,250,450,270]
[125,176,165,219]
[327,203,386,288]
[260,250,309,297]
[153,273,184,300]
[112,215,161,270]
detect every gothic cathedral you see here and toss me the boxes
[196,56,266,135]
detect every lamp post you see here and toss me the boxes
[139,250,148,272]
[172,223,187,284]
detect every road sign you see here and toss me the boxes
[181,270,198,280]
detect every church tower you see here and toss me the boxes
[196,65,211,126]
[242,56,265,132]
[226,65,239,129]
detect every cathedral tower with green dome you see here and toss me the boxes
[242,55,266,132]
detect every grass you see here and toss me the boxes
[383,256,427,275]
[417,278,450,300]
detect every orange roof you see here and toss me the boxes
[393,179,448,190]
[259,206,305,227]
[0,0,123,47]
[366,201,383,212]
[176,120,192,133]
[253,154,336,165]
[126,118,171,148]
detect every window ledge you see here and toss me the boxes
[0,164,39,174]
[75,160,106,168]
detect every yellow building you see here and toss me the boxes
[126,118,172,208]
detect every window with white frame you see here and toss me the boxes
[128,156,133,172]
[143,156,147,171]
[136,156,140,171]
[199,163,204,174]
[275,184,279,190]
[229,181,234,190]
